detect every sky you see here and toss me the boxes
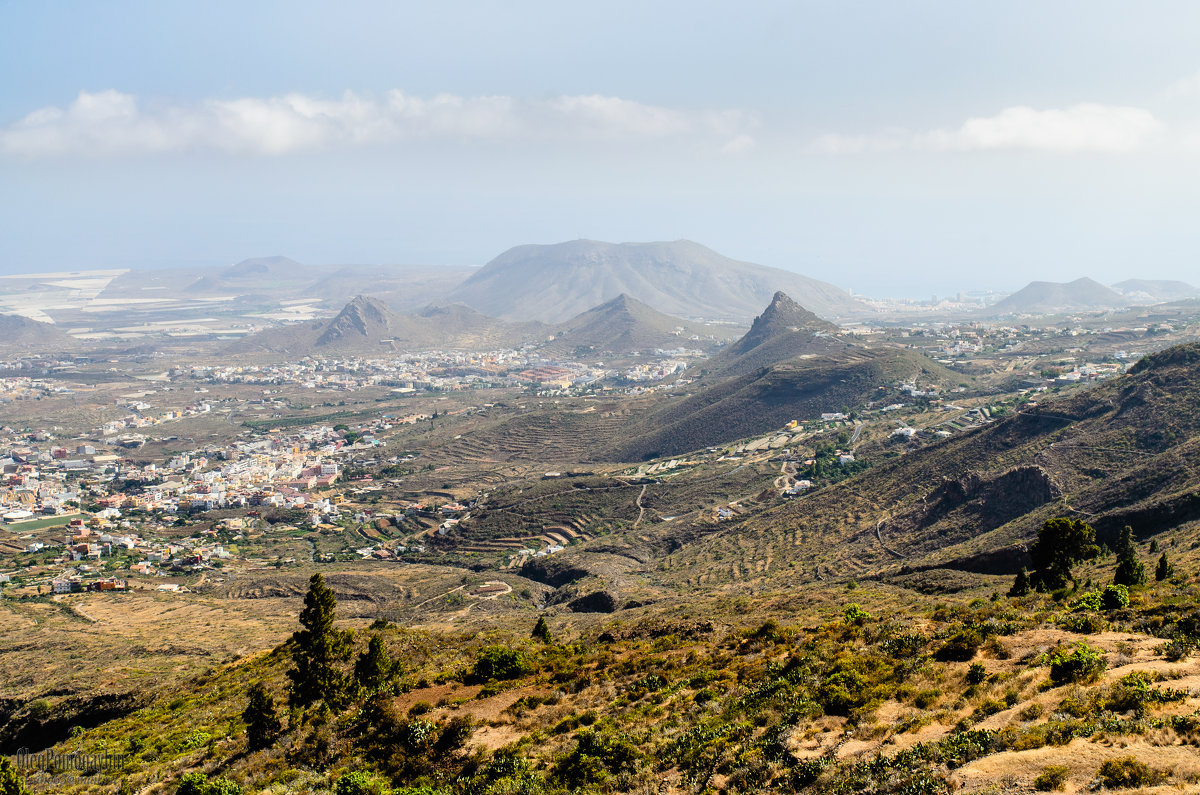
[3,1,1200,296]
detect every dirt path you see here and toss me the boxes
[773,460,797,493]
[875,518,904,559]
[410,584,467,610]
[632,483,648,528]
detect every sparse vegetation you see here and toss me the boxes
[1047,642,1106,686]
[1033,764,1069,791]
[1097,756,1163,789]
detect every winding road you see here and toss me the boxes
[632,483,648,528]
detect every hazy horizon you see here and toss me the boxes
[4,2,1200,297]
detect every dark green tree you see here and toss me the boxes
[1115,525,1136,556]
[1114,527,1146,587]
[354,634,393,693]
[472,646,529,681]
[287,573,353,708]
[0,756,28,795]
[1156,552,1172,582]
[1102,584,1130,610]
[531,616,552,644]
[1008,569,1031,597]
[1030,517,1100,591]
[242,681,281,751]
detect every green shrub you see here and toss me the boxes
[818,668,869,716]
[973,698,1005,718]
[1161,637,1195,662]
[966,663,987,685]
[472,646,530,682]
[0,757,28,795]
[333,771,392,795]
[933,728,996,768]
[177,773,243,795]
[748,619,786,643]
[914,689,942,709]
[635,674,667,693]
[478,679,514,698]
[1059,612,1108,634]
[553,727,642,787]
[180,730,212,750]
[935,628,982,661]
[1101,584,1130,611]
[1069,591,1102,612]
[1033,764,1069,791]
[1104,671,1188,717]
[882,631,927,658]
[1048,643,1106,686]
[843,604,870,626]
[1097,756,1162,788]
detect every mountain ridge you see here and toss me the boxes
[228,295,542,355]
[539,293,737,356]
[446,239,863,323]
[989,277,1126,315]
[705,290,845,377]
[1112,278,1200,304]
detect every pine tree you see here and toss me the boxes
[1150,538,1160,553]
[532,616,552,643]
[1115,526,1135,556]
[288,573,353,708]
[1008,569,1031,597]
[354,633,393,693]
[243,681,282,751]
[1156,552,1172,582]
[1114,527,1146,587]
[1029,517,1100,591]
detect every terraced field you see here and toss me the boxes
[437,404,638,464]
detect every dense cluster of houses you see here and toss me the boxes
[183,349,612,393]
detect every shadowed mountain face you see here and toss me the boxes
[609,347,955,461]
[707,291,844,377]
[707,341,1200,580]
[540,294,738,356]
[446,239,862,324]
[988,277,1126,315]
[228,296,543,355]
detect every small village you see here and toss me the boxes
[0,315,1164,608]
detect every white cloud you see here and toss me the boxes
[810,103,1167,156]
[1162,70,1200,100]
[720,133,757,155]
[0,89,755,157]
[919,103,1163,153]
